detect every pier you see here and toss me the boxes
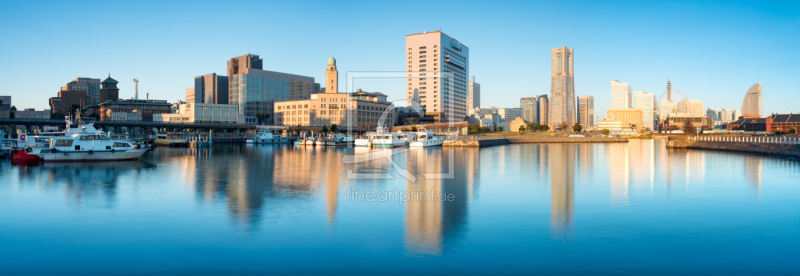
[667,135,800,159]
[443,136,629,147]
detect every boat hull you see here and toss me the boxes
[33,148,149,162]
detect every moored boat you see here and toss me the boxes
[324,133,355,147]
[409,130,444,147]
[155,132,188,147]
[23,116,150,162]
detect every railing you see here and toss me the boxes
[691,135,800,144]
[443,135,601,141]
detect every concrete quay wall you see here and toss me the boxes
[667,137,800,159]
[442,137,628,147]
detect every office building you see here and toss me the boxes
[667,115,714,130]
[0,96,10,106]
[468,77,480,115]
[606,108,644,130]
[549,46,576,127]
[498,108,522,121]
[83,99,171,121]
[678,99,704,117]
[633,92,656,130]
[706,108,720,121]
[406,31,469,122]
[154,103,242,124]
[720,108,735,122]
[49,90,88,117]
[100,75,120,103]
[520,97,539,124]
[577,95,594,129]
[62,78,101,105]
[741,83,762,117]
[610,80,632,108]
[537,94,548,126]
[228,56,319,122]
[227,54,263,77]
[189,73,229,104]
[15,108,51,119]
[274,90,394,128]
[733,110,743,121]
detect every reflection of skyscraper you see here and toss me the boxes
[549,144,574,236]
[548,47,575,127]
[608,142,630,206]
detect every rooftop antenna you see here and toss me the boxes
[133,79,139,100]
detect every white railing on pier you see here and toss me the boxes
[693,135,799,144]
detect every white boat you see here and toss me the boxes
[324,134,355,147]
[155,132,187,147]
[25,117,149,162]
[255,128,289,144]
[409,130,444,147]
[355,127,407,148]
[304,136,319,146]
[246,138,255,144]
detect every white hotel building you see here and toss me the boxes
[406,31,469,123]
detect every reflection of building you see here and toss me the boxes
[549,47,576,127]
[550,144,574,236]
[741,83,762,118]
[577,95,594,129]
[406,31,470,122]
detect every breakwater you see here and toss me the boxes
[667,136,800,160]
[443,137,629,147]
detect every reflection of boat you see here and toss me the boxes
[409,130,444,147]
[255,128,289,144]
[156,132,187,147]
[324,133,355,147]
[24,116,150,162]
[1,129,14,157]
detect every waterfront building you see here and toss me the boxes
[667,115,714,130]
[153,103,242,124]
[597,119,624,130]
[520,97,538,125]
[549,46,576,127]
[741,83,762,118]
[508,117,527,132]
[678,99,704,117]
[103,110,142,121]
[100,75,120,103]
[83,99,171,121]
[228,57,318,123]
[606,108,643,130]
[769,114,800,133]
[0,96,11,106]
[227,54,263,77]
[720,108,735,122]
[726,117,771,132]
[706,108,720,121]
[633,92,656,130]
[274,89,394,129]
[577,95,594,129]
[468,77,480,115]
[610,80,632,108]
[49,90,88,117]
[406,31,469,123]
[537,94,548,126]
[62,78,101,105]
[190,73,229,104]
[15,108,51,119]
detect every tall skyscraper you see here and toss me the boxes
[733,110,743,120]
[577,95,594,128]
[520,97,538,124]
[741,83,762,117]
[325,57,338,93]
[62,78,101,105]
[537,94,549,126]
[548,46,575,127]
[706,108,720,121]
[610,80,632,108]
[468,76,480,115]
[227,54,264,77]
[720,108,734,122]
[99,74,119,103]
[406,31,469,122]
[633,91,656,130]
[191,73,229,104]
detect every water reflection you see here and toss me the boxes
[549,144,575,237]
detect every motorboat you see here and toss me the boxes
[20,116,150,162]
[155,132,188,147]
[255,128,289,144]
[304,136,319,146]
[409,130,444,147]
[324,133,355,147]
[355,127,407,148]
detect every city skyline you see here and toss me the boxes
[1,1,798,118]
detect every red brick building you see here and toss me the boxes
[727,117,772,132]
[770,114,800,133]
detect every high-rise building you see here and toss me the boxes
[228,56,317,122]
[537,94,548,126]
[0,96,11,106]
[227,54,263,77]
[706,108,720,121]
[520,97,538,124]
[406,31,469,123]
[720,108,734,122]
[190,73,229,104]
[62,78,101,105]
[498,108,522,121]
[49,90,88,116]
[549,46,575,127]
[741,83,762,117]
[610,80,632,108]
[325,57,338,93]
[733,110,743,121]
[99,75,119,103]
[468,77,480,115]
[577,95,594,129]
[678,99,704,117]
[633,91,656,130]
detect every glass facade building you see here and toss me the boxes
[520,97,539,124]
[229,68,316,123]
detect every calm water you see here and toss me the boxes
[1,140,799,275]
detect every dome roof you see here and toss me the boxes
[328,56,336,66]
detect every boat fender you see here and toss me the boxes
[88,150,93,155]
[25,147,32,153]
[51,148,57,153]
[111,149,115,153]
[136,144,141,149]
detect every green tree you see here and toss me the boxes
[468,124,480,132]
[411,126,418,132]
[542,125,550,131]
[572,123,582,132]
[481,127,491,132]
[790,128,796,134]
[321,125,329,133]
[682,119,696,135]
[603,129,611,135]
[526,123,535,131]
[519,125,526,132]
[559,123,568,131]
[496,126,504,131]
[330,124,338,132]
[9,105,16,119]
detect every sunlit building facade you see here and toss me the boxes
[610,80,632,109]
[520,97,539,125]
[406,31,469,122]
[577,95,594,129]
[549,47,575,127]
[633,91,656,130]
[741,83,762,118]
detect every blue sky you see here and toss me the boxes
[1,0,798,117]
